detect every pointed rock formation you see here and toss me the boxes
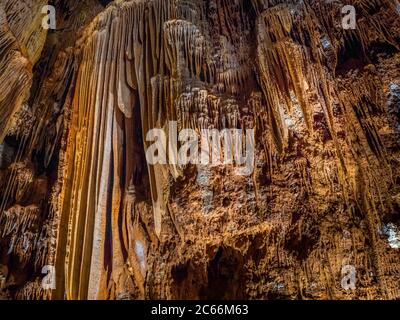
[0,0,399,300]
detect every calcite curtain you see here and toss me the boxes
[0,0,399,300]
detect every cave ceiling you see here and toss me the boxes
[0,0,399,300]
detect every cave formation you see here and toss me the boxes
[0,0,399,300]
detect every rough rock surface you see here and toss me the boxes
[0,0,399,300]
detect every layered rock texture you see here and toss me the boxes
[0,0,400,300]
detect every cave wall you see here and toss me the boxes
[0,0,400,300]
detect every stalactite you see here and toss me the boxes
[15,278,51,300]
[0,0,47,142]
[0,0,399,300]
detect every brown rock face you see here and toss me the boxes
[0,0,399,300]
